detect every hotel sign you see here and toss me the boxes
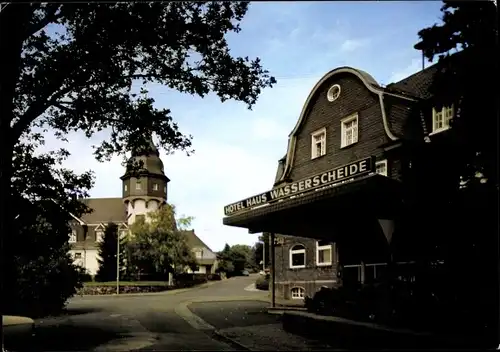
[224,156,375,216]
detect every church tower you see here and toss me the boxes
[120,135,170,225]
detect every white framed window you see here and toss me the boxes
[69,230,77,243]
[327,84,341,102]
[164,186,167,193]
[136,182,142,190]
[290,244,306,269]
[153,183,159,191]
[96,230,104,243]
[375,160,388,177]
[291,287,305,299]
[124,184,128,191]
[194,249,203,258]
[311,128,326,159]
[432,105,454,134]
[316,240,332,266]
[341,113,358,148]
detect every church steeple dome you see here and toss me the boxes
[120,133,170,225]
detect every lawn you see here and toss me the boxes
[83,281,170,287]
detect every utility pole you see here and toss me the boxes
[116,230,120,295]
[262,235,266,271]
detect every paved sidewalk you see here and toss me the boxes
[215,323,336,351]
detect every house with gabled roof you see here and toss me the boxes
[69,137,217,277]
[182,230,218,274]
[222,51,465,302]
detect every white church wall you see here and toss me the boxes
[127,198,161,225]
[69,249,100,276]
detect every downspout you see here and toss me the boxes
[378,93,399,142]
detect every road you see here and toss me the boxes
[11,275,269,352]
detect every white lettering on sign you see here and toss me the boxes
[224,157,374,216]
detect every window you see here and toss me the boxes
[124,184,128,191]
[341,114,358,148]
[311,128,326,159]
[432,105,454,134]
[74,252,82,260]
[327,84,341,102]
[195,249,203,258]
[153,183,159,191]
[316,240,332,266]
[290,244,306,269]
[375,160,388,177]
[164,186,167,194]
[291,287,305,299]
[96,230,104,242]
[136,182,142,190]
[69,230,77,243]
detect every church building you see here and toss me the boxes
[68,137,217,277]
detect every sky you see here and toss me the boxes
[40,2,444,252]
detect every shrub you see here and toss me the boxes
[173,273,208,288]
[207,274,221,281]
[255,275,269,290]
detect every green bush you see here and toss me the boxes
[255,275,269,290]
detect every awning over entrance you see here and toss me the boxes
[223,173,402,240]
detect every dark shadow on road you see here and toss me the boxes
[60,306,104,316]
[5,325,119,352]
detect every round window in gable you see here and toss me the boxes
[327,84,341,102]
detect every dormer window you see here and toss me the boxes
[153,183,159,191]
[432,105,454,134]
[96,230,104,243]
[136,182,142,190]
[311,128,326,159]
[69,230,77,243]
[124,184,128,191]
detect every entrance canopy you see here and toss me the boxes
[223,170,403,241]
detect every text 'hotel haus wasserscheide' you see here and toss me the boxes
[223,53,461,302]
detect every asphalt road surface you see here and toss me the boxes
[7,275,268,352]
[188,300,281,330]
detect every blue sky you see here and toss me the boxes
[43,2,444,251]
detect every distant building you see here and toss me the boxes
[223,53,462,301]
[68,137,217,276]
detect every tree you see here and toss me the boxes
[95,223,126,282]
[414,1,498,189]
[0,2,275,300]
[3,130,94,317]
[229,244,253,272]
[216,244,235,275]
[127,204,197,279]
[408,1,498,338]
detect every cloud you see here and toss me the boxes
[340,38,370,53]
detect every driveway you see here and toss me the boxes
[10,275,267,352]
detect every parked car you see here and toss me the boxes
[242,270,250,276]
